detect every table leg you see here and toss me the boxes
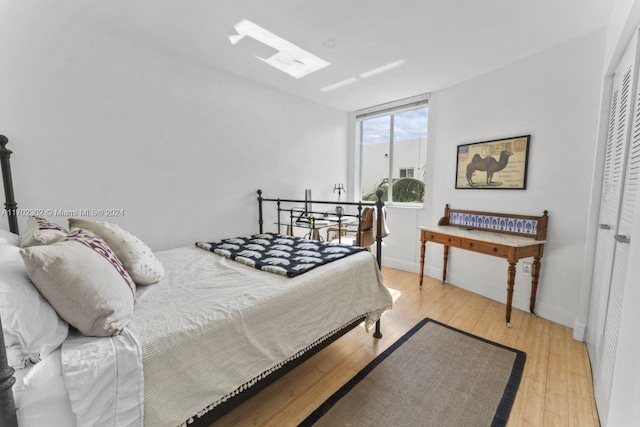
[530,257,541,315]
[442,245,449,283]
[419,240,426,290]
[506,262,516,327]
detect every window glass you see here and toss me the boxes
[361,115,391,201]
[399,168,414,178]
[359,105,427,204]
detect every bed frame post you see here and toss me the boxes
[374,190,384,267]
[0,135,18,427]
[257,189,264,234]
[0,332,17,427]
[373,189,384,339]
[356,203,363,246]
[0,136,19,234]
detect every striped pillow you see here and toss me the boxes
[20,229,135,337]
[20,216,67,248]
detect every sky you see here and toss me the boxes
[362,107,428,145]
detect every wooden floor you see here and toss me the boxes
[212,268,600,427]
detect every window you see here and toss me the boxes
[399,168,414,178]
[358,102,428,205]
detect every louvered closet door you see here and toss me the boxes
[594,56,640,423]
[589,30,640,425]
[586,31,638,379]
[587,78,620,365]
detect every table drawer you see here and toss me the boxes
[461,239,507,256]
[424,232,461,246]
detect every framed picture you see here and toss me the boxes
[455,135,530,189]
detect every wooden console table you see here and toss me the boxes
[419,205,548,326]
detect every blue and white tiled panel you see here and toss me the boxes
[449,212,538,235]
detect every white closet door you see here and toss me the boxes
[586,32,637,374]
[586,29,640,425]
[595,54,640,423]
[587,84,619,364]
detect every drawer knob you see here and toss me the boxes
[469,242,474,247]
[448,238,451,242]
[493,247,498,253]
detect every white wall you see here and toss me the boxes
[0,4,348,250]
[381,30,606,328]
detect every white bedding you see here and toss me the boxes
[12,245,392,427]
[13,348,75,427]
[131,246,392,426]
[61,329,143,427]
[13,330,143,427]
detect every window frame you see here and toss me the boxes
[399,167,415,178]
[353,94,429,208]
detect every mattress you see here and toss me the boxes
[10,245,392,427]
[131,246,392,426]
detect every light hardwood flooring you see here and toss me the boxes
[212,267,599,427]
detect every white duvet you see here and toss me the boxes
[133,246,392,426]
[61,330,144,427]
[16,245,392,427]
[14,330,143,427]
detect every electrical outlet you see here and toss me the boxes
[522,262,532,276]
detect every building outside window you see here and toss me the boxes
[358,102,428,205]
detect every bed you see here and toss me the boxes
[0,135,393,427]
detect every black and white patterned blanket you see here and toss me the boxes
[196,233,366,277]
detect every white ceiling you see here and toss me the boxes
[39,0,616,111]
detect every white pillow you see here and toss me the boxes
[68,219,164,285]
[20,217,66,248]
[0,229,20,246]
[20,229,135,337]
[0,244,69,369]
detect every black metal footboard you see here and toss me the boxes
[257,189,386,338]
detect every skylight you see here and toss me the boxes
[229,19,330,79]
[359,60,405,79]
[321,77,358,92]
[321,59,405,93]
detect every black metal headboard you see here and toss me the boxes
[0,134,19,427]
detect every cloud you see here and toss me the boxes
[362,107,427,145]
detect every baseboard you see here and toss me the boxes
[435,268,575,328]
[383,261,576,329]
[382,257,420,274]
[572,322,586,342]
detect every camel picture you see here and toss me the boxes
[466,149,512,186]
[456,135,530,189]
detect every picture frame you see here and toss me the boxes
[455,135,530,190]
